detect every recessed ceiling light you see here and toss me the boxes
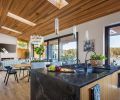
[7,12,36,26]
[1,26,22,34]
[48,0,68,9]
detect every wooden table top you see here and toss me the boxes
[12,63,31,68]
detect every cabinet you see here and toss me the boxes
[80,71,120,100]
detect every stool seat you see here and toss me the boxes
[8,69,17,74]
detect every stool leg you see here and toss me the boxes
[23,69,24,77]
[19,68,21,77]
[4,72,8,83]
[15,73,19,83]
[5,73,9,85]
[28,70,30,82]
[14,74,17,81]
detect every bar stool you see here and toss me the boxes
[4,66,19,85]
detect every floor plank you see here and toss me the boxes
[0,71,30,100]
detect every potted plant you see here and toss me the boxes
[31,44,45,69]
[90,54,106,66]
[34,44,45,60]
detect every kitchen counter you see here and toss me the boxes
[30,66,120,100]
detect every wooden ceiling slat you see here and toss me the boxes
[20,0,120,39]
[0,0,120,41]
[20,0,111,36]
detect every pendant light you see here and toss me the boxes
[73,25,77,39]
[55,18,59,35]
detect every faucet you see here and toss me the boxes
[84,50,96,73]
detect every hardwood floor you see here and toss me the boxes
[0,71,30,100]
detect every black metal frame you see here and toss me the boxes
[45,33,79,62]
[105,23,120,65]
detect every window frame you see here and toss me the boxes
[45,33,79,63]
[105,23,120,66]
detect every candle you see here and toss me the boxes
[85,30,89,41]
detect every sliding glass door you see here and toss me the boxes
[41,33,78,64]
[48,39,58,61]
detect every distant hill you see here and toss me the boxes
[110,48,120,57]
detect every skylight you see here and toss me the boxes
[1,26,22,34]
[7,12,36,26]
[48,0,68,9]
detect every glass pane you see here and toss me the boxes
[60,35,77,65]
[42,42,47,60]
[110,27,120,65]
[48,39,58,61]
[17,40,28,49]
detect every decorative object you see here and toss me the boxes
[30,35,44,45]
[84,40,95,51]
[72,25,77,39]
[48,0,68,9]
[0,48,8,61]
[90,54,106,66]
[55,18,59,34]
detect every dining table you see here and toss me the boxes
[12,63,31,80]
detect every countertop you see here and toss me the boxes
[32,66,120,88]
[30,65,120,100]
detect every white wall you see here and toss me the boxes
[0,33,17,59]
[44,11,120,63]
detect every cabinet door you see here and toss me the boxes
[97,75,111,100]
[111,72,118,100]
[80,81,98,100]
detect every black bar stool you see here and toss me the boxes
[4,66,19,85]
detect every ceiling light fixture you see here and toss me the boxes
[7,12,36,26]
[48,0,68,9]
[1,26,22,34]
[72,25,77,39]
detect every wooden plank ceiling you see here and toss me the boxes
[0,0,120,41]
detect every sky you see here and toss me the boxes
[110,35,120,48]
[63,42,76,50]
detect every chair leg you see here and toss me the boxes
[15,73,19,83]
[5,73,9,85]
[4,72,8,83]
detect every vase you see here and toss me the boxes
[90,60,103,67]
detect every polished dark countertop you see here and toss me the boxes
[32,66,120,88]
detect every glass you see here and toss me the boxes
[110,27,120,65]
[48,39,58,61]
[60,35,77,65]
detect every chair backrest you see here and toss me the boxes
[31,62,46,69]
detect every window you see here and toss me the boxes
[17,40,28,49]
[105,24,120,66]
[60,35,77,64]
[44,33,78,64]
[110,27,120,65]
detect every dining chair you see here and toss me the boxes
[4,66,19,85]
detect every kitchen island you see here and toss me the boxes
[30,66,120,100]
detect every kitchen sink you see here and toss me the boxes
[75,67,108,74]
